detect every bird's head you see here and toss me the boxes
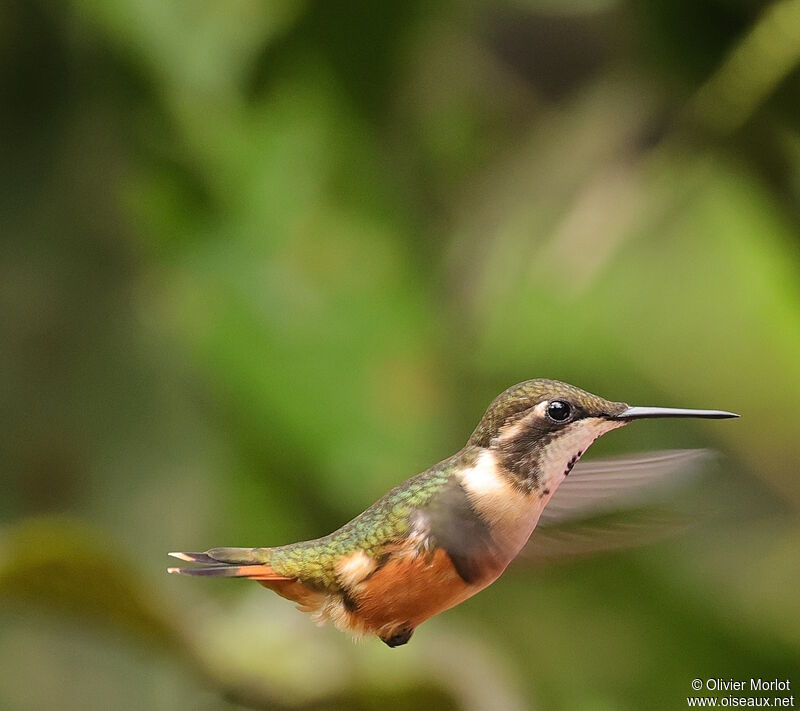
[468,379,737,492]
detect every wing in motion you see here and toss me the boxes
[522,449,716,565]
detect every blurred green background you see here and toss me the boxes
[2,1,800,709]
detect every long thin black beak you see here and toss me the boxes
[614,406,739,420]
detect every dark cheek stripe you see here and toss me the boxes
[498,428,559,492]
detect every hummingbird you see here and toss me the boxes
[168,379,737,647]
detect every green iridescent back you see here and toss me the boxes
[267,448,479,590]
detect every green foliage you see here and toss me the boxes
[2,0,800,709]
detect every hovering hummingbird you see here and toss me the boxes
[168,379,737,647]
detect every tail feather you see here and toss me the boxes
[167,547,290,581]
[207,547,270,564]
[167,563,289,580]
[167,551,218,564]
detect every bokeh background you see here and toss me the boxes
[2,1,800,709]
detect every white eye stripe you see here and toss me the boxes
[533,401,550,418]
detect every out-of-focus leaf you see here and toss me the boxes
[688,0,800,134]
[0,518,187,656]
[77,0,302,99]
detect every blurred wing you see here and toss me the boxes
[537,448,715,527]
[519,511,693,567]
[518,449,716,567]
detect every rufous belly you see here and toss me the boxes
[259,547,501,639]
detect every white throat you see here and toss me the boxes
[534,417,626,494]
[458,418,625,562]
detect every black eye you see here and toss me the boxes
[546,400,571,422]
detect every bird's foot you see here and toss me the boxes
[380,625,414,648]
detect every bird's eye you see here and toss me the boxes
[546,400,571,422]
